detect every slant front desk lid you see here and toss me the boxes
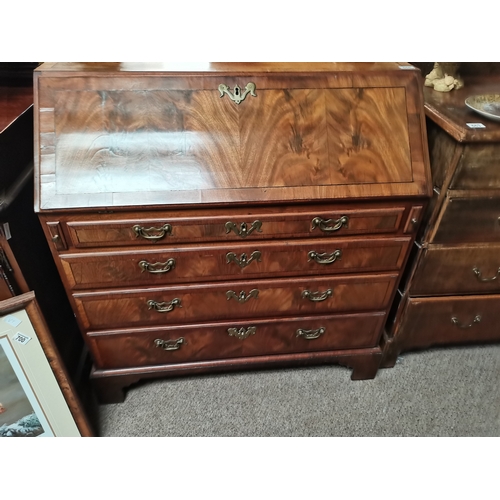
[34,62,431,211]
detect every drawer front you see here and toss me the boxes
[450,144,500,190]
[45,205,408,249]
[86,312,387,369]
[398,294,500,349]
[59,237,411,290]
[433,196,500,244]
[410,244,500,296]
[73,273,399,329]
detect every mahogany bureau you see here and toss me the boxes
[383,76,500,365]
[33,63,431,403]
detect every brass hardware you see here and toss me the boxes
[311,215,349,233]
[473,267,500,282]
[225,220,262,238]
[411,218,418,225]
[154,337,185,351]
[308,250,342,265]
[451,315,482,329]
[301,289,333,302]
[147,298,182,313]
[138,258,176,274]
[226,289,259,303]
[51,234,60,242]
[226,250,262,269]
[296,327,326,340]
[218,82,256,104]
[133,223,172,241]
[227,326,256,340]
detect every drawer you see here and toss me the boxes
[59,236,411,290]
[73,272,399,329]
[410,243,500,296]
[397,294,500,350]
[450,144,500,190]
[86,311,387,369]
[432,195,500,244]
[42,204,408,249]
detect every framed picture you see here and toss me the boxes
[0,291,93,436]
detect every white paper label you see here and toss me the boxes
[466,123,486,129]
[12,332,31,345]
[3,314,21,327]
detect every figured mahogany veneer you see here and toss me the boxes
[58,203,407,248]
[58,237,411,290]
[73,273,399,330]
[86,312,387,369]
[34,63,431,402]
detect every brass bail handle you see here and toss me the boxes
[218,82,257,104]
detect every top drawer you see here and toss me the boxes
[450,144,500,190]
[431,194,500,244]
[41,203,413,250]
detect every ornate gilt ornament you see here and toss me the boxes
[154,337,185,351]
[227,326,257,340]
[218,82,257,104]
[226,289,259,303]
[226,250,262,269]
[225,220,262,238]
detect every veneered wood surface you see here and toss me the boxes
[36,62,408,74]
[394,294,500,350]
[86,311,386,369]
[410,243,500,296]
[42,203,409,249]
[59,236,411,290]
[450,143,500,190]
[72,272,398,329]
[431,193,500,244]
[424,77,500,142]
[34,64,430,210]
[426,122,462,190]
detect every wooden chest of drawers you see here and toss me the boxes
[383,76,500,364]
[33,63,431,402]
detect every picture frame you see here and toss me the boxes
[0,291,93,437]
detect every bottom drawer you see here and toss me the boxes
[87,312,386,369]
[397,294,500,350]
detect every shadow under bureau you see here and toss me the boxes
[33,62,431,403]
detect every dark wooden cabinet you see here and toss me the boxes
[33,63,431,402]
[383,76,500,365]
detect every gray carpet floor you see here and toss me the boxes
[97,344,500,437]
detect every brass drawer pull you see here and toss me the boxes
[311,215,349,233]
[225,220,262,238]
[227,326,256,340]
[226,289,259,303]
[301,289,333,302]
[451,315,482,329]
[473,267,500,282]
[308,250,342,265]
[147,298,181,313]
[218,82,256,104]
[296,327,326,340]
[139,259,176,274]
[133,223,172,241]
[226,251,262,269]
[154,337,185,351]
